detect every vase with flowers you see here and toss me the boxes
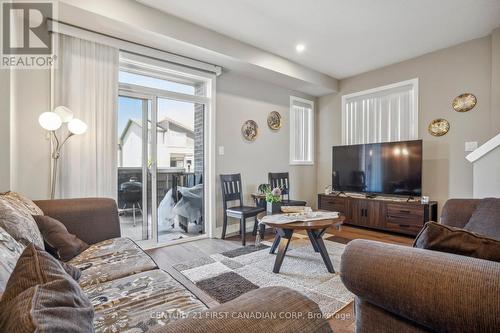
[264,185,282,214]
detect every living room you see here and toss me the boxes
[1,0,499,332]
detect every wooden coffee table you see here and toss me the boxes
[257,211,344,274]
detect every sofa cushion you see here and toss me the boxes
[0,244,94,333]
[0,191,44,216]
[0,198,44,248]
[414,222,500,262]
[84,269,207,332]
[60,261,82,281]
[464,198,500,240]
[0,226,24,295]
[69,237,158,287]
[33,215,89,261]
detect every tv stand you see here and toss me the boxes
[318,194,437,236]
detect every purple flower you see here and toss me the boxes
[271,187,281,196]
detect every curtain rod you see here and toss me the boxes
[48,19,222,76]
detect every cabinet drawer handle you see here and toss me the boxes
[387,215,414,220]
[398,210,411,214]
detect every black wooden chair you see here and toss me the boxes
[220,173,265,246]
[268,172,307,206]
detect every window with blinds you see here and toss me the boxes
[342,79,418,145]
[290,96,314,165]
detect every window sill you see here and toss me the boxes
[289,161,314,166]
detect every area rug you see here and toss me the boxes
[173,239,354,317]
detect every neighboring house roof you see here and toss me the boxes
[119,117,195,143]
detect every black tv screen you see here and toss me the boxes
[332,140,422,197]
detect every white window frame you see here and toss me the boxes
[290,96,315,165]
[341,78,419,145]
[118,53,217,248]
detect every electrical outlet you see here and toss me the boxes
[465,141,478,152]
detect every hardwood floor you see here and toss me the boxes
[146,224,414,332]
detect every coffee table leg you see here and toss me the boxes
[270,232,280,254]
[310,229,335,273]
[306,230,320,252]
[273,229,293,273]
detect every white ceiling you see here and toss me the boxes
[138,0,500,79]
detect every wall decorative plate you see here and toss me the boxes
[267,111,282,130]
[452,93,477,112]
[241,120,258,141]
[428,118,450,136]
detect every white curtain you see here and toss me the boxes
[54,34,119,198]
[343,83,418,145]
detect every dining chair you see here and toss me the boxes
[220,173,265,246]
[268,172,307,206]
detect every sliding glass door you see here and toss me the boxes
[116,57,210,246]
[117,95,152,242]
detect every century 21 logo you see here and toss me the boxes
[2,2,52,55]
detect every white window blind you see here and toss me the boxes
[342,79,418,145]
[290,96,314,165]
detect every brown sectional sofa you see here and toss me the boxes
[341,199,500,332]
[1,197,331,332]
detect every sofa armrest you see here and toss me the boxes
[34,198,120,245]
[161,287,332,333]
[440,198,481,228]
[340,239,500,332]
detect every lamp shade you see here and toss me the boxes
[39,112,62,131]
[54,106,74,123]
[68,118,88,135]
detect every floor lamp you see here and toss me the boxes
[39,106,88,199]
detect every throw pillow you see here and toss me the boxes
[0,191,44,216]
[33,215,89,262]
[0,244,94,332]
[464,198,500,241]
[0,198,44,248]
[414,221,500,262]
[0,226,25,295]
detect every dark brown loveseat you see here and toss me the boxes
[340,199,500,332]
[29,198,331,332]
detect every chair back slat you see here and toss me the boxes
[220,173,243,208]
[269,172,290,199]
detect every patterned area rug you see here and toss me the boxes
[173,239,354,317]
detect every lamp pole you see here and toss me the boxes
[49,131,74,199]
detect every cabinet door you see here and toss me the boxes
[319,196,351,221]
[349,200,367,226]
[365,201,383,228]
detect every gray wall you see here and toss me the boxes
[0,69,10,192]
[491,28,500,133]
[317,36,494,212]
[216,72,317,230]
[473,145,500,198]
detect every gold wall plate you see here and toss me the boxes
[452,93,477,112]
[241,120,258,141]
[267,111,282,130]
[428,118,450,136]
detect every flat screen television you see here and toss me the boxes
[332,140,422,197]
